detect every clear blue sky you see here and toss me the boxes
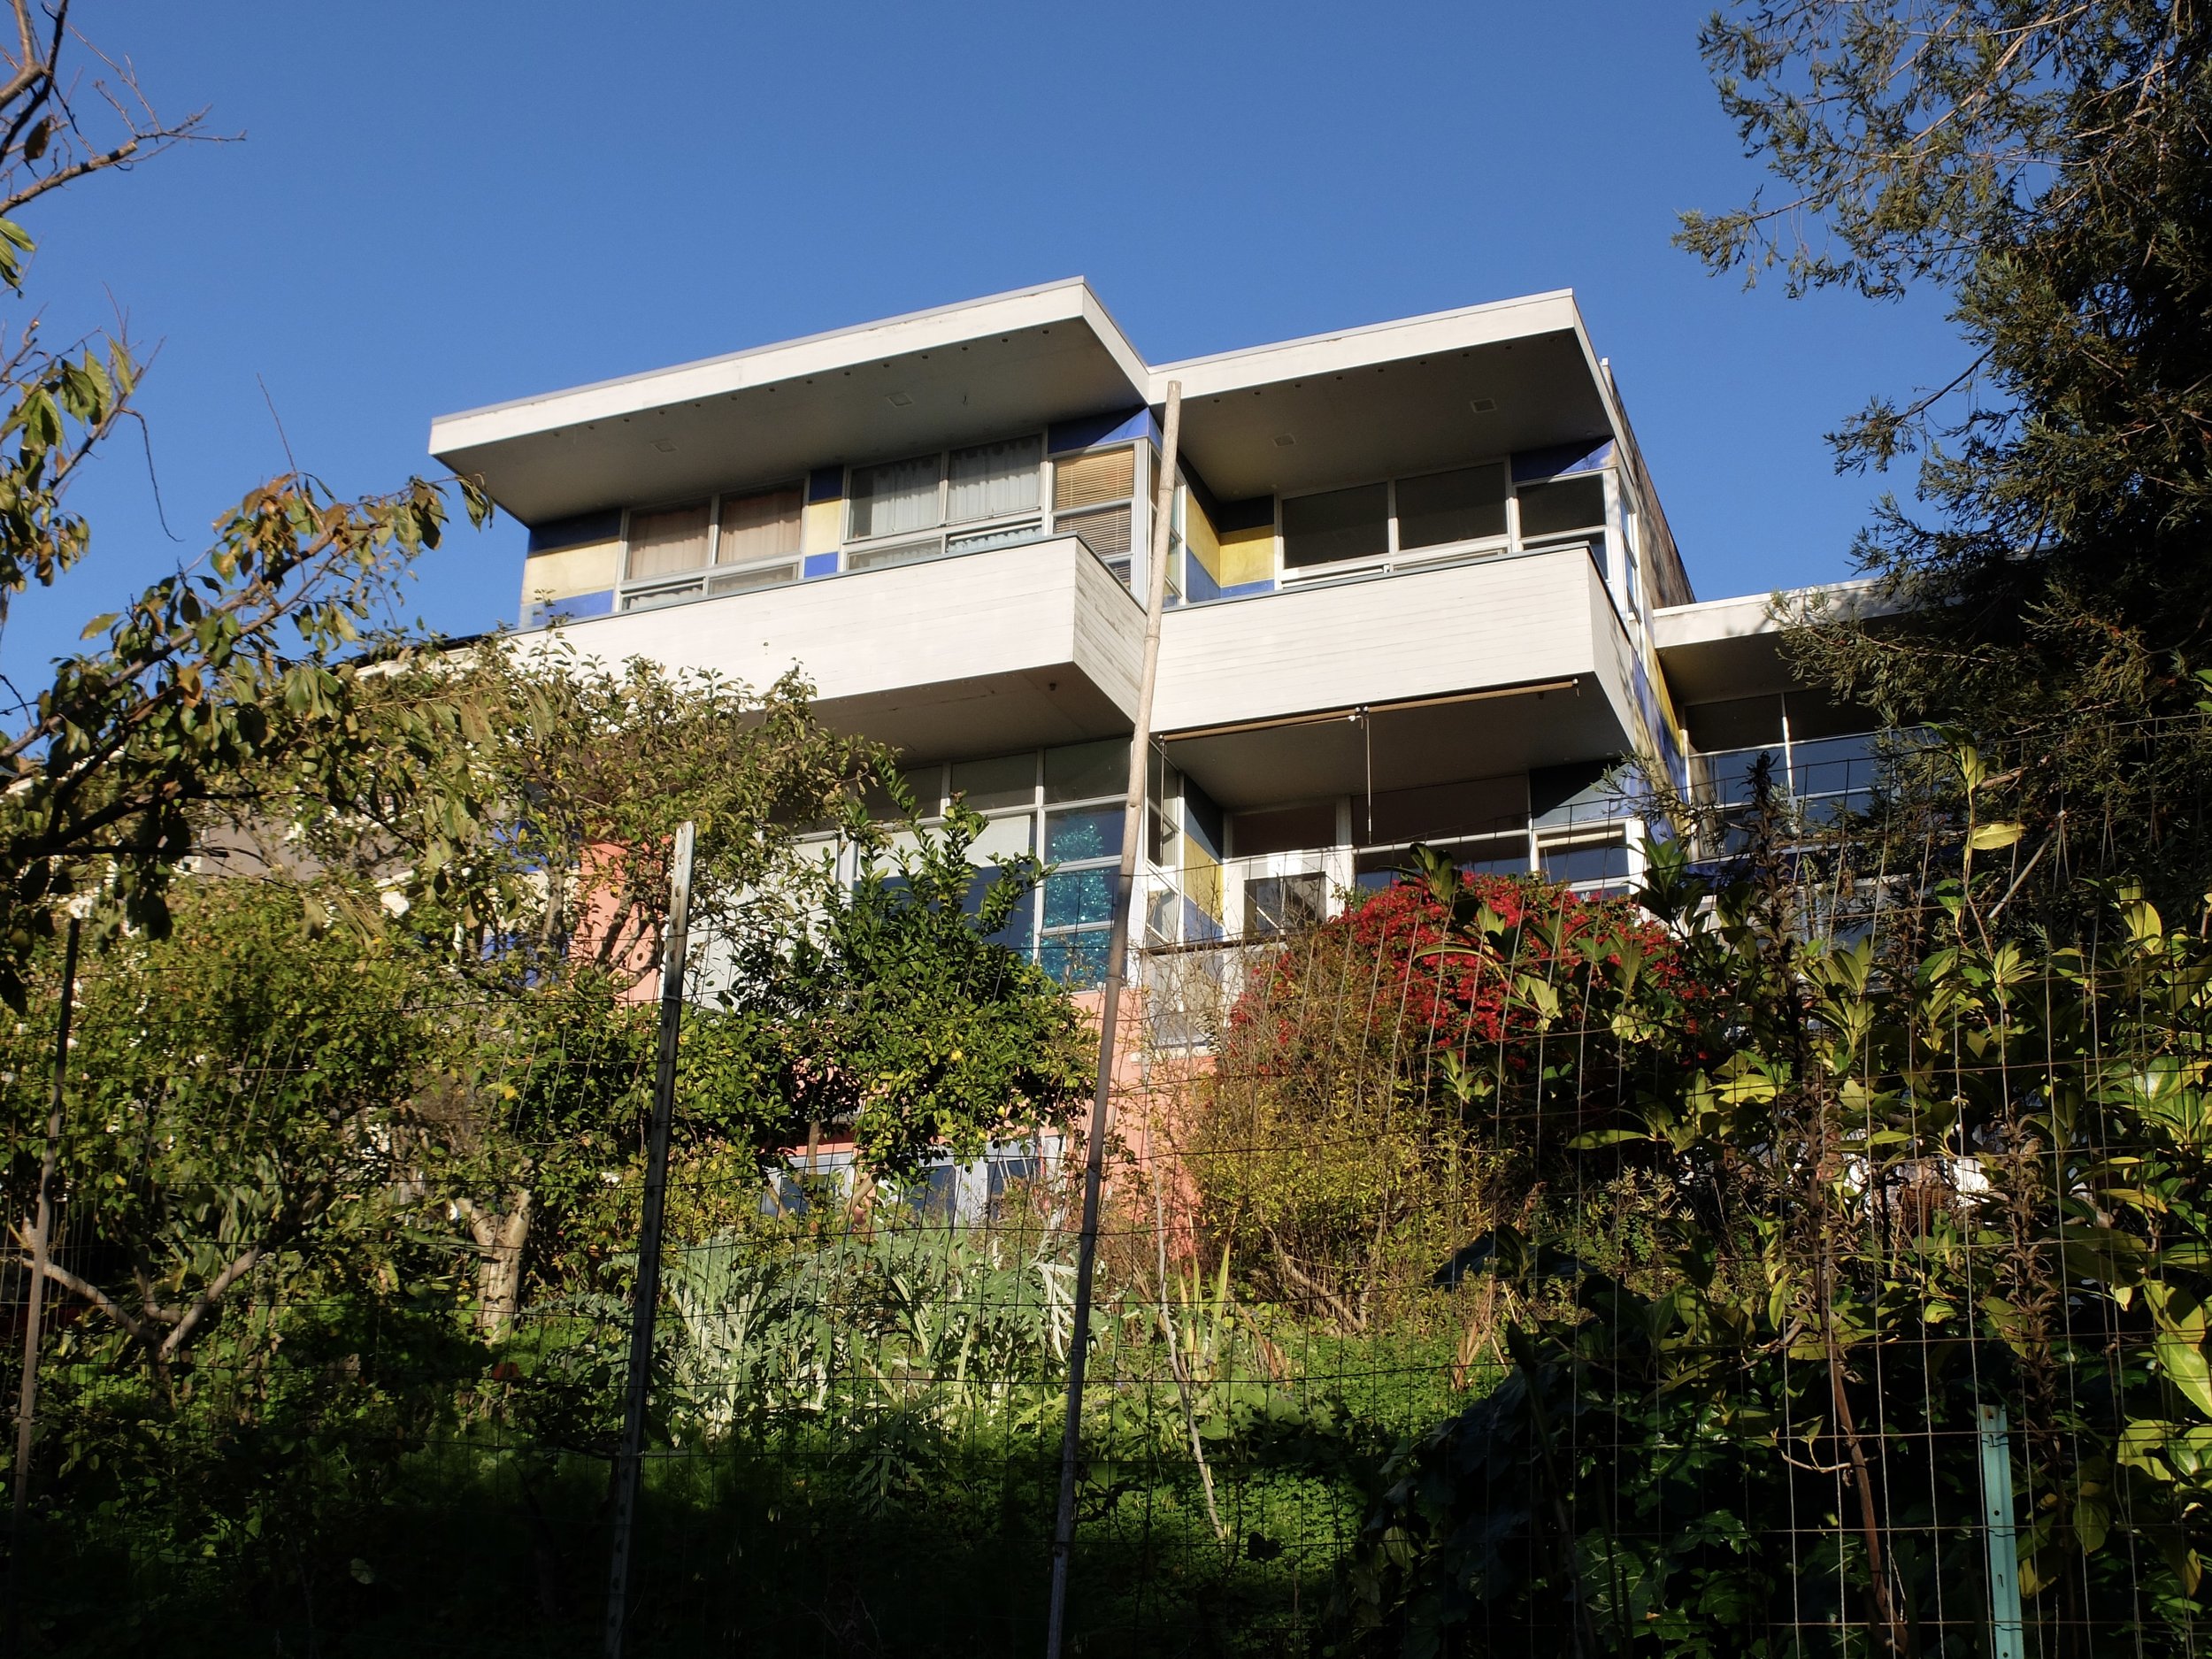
[2,0,1962,675]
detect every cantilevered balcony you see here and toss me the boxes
[1154,542,1641,809]
[518,534,1143,761]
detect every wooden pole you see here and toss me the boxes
[9,915,80,1659]
[603,824,695,1659]
[1045,381,1181,1659]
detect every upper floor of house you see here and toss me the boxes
[437,280,1684,634]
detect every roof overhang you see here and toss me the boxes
[429,280,1152,525]
[1652,580,1897,706]
[1152,291,1617,501]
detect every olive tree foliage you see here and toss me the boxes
[0,4,491,1010]
[1682,3,2212,908]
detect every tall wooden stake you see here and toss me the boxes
[9,915,80,1659]
[1046,381,1181,1659]
[604,824,695,1659]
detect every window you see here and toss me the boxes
[849,454,941,540]
[1516,474,1606,541]
[1229,801,1337,858]
[626,502,711,581]
[948,436,1041,522]
[1052,447,1137,582]
[1540,832,1631,889]
[1245,872,1327,937]
[1282,482,1388,569]
[717,486,802,565]
[1396,464,1507,551]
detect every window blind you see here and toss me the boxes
[1052,447,1135,511]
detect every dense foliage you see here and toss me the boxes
[1190,851,1686,1330]
[1343,774,2212,1657]
[1684,2,2212,910]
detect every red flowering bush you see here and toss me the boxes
[1186,860,1693,1325]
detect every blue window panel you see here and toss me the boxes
[1048,407,1154,454]
[526,509,623,555]
[802,552,840,579]
[1045,807,1119,863]
[1040,930,1112,990]
[807,465,844,503]
[1216,579,1275,600]
[1511,439,1615,483]
[1185,559,1222,603]
[1043,867,1113,930]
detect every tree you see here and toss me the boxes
[1682,3,2212,910]
[0,6,490,1009]
[1,879,447,1397]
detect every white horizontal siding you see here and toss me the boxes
[515,537,1141,713]
[1153,548,1627,733]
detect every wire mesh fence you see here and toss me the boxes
[5,746,2212,1657]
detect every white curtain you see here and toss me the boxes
[947,436,1041,523]
[849,455,941,538]
[626,503,711,580]
[717,487,802,564]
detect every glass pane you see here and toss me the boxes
[1045,805,1120,862]
[1230,802,1337,857]
[717,486,802,564]
[947,521,1044,556]
[1053,447,1135,511]
[1517,474,1606,541]
[849,455,941,539]
[1057,504,1131,563]
[964,811,1033,864]
[1282,482,1389,568]
[620,580,703,611]
[845,535,945,571]
[1698,748,1784,809]
[1396,464,1507,549]
[1045,740,1128,803]
[1540,837,1630,886]
[1039,930,1111,990]
[1244,872,1327,936]
[704,562,797,596]
[961,867,1036,952]
[949,754,1035,812]
[626,503,711,580]
[1792,733,1878,799]
[947,435,1041,522]
[1043,867,1114,929]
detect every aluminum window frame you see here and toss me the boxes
[616,480,806,611]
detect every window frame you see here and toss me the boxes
[616,480,806,611]
[1270,456,1614,588]
[841,433,1053,572]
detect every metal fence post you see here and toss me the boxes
[604,823,695,1659]
[1978,1403,2024,1659]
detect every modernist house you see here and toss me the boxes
[429,279,1875,996]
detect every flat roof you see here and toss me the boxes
[430,280,1631,527]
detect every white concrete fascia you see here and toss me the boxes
[429,277,1150,459]
[1146,289,1584,400]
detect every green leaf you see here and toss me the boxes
[2155,1331,2212,1418]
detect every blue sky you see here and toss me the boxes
[2,0,1962,675]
